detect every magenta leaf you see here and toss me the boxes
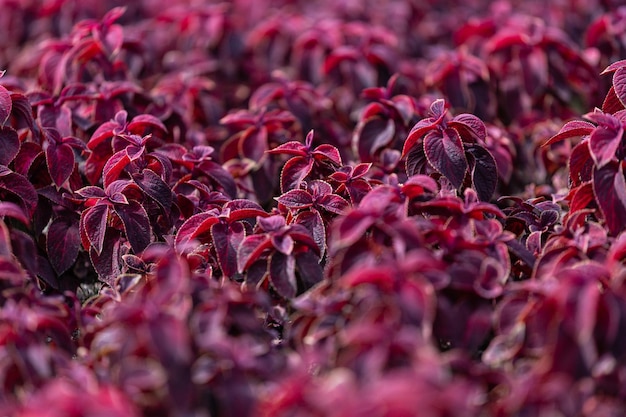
[46,142,75,188]
[0,126,19,166]
[423,128,467,188]
[132,169,172,216]
[276,189,314,209]
[82,203,109,254]
[269,252,297,298]
[238,234,271,273]
[467,145,498,201]
[589,123,624,167]
[114,200,152,253]
[592,162,626,235]
[0,83,11,126]
[47,216,80,275]
[280,156,313,192]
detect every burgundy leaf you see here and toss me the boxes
[569,141,593,186]
[198,160,237,198]
[114,200,152,253]
[0,84,10,126]
[405,142,428,177]
[593,162,626,235]
[295,210,326,255]
[267,140,307,156]
[0,126,19,165]
[258,215,286,232]
[224,199,269,221]
[568,182,594,214]
[589,123,623,167]
[132,169,172,215]
[239,126,268,163]
[127,114,167,136]
[355,116,395,161]
[280,156,313,192]
[602,86,624,114]
[271,233,294,255]
[317,194,350,214]
[82,203,109,254]
[401,175,439,198]
[89,230,121,285]
[423,128,467,188]
[276,189,314,209]
[613,66,626,108]
[0,165,38,216]
[47,216,80,275]
[245,258,268,288]
[295,249,323,288]
[449,113,486,142]
[102,149,130,188]
[335,210,375,248]
[174,211,219,253]
[269,252,297,298]
[345,179,372,206]
[543,120,595,147]
[352,163,372,179]
[46,142,75,188]
[211,221,245,278]
[312,144,342,166]
[467,145,498,201]
[0,202,29,225]
[238,234,271,273]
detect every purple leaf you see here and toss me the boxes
[312,144,342,166]
[0,84,11,126]
[589,124,623,167]
[269,252,297,298]
[102,149,130,188]
[82,203,109,254]
[46,142,75,188]
[317,193,349,214]
[174,211,219,253]
[449,113,486,142]
[280,156,313,192]
[467,145,498,201]
[239,126,268,163]
[211,221,245,278]
[355,116,395,162]
[238,234,271,273]
[267,140,308,156]
[543,120,595,147]
[405,142,428,177]
[47,216,80,275]
[132,169,172,216]
[0,126,19,166]
[423,128,467,188]
[114,200,152,253]
[593,162,626,235]
[295,210,326,255]
[198,160,237,198]
[271,233,294,255]
[89,231,121,286]
[276,189,314,209]
[569,141,593,186]
[613,66,626,108]
[0,165,38,216]
[295,249,323,288]
[258,215,286,232]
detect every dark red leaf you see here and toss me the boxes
[211,221,245,278]
[89,230,121,286]
[103,149,130,187]
[0,165,38,216]
[467,145,498,201]
[613,66,626,108]
[280,156,313,192]
[132,169,172,216]
[569,141,593,186]
[0,126,19,166]
[543,120,595,147]
[276,189,314,209]
[238,234,271,272]
[198,160,237,198]
[295,249,323,288]
[592,162,626,235]
[355,116,395,161]
[258,215,286,232]
[114,200,152,253]
[127,114,167,136]
[267,140,307,156]
[239,126,268,163]
[602,86,625,114]
[295,210,326,255]
[269,252,297,298]
[175,211,220,253]
[449,113,486,142]
[317,193,349,214]
[46,142,75,188]
[271,233,294,255]
[0,84,11,126]
[47,216,80,275]
[589,123,623,167]
[424,128,467,188]
[401,175,439,198]
[312,144,342,166]
[82,203,109,254]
